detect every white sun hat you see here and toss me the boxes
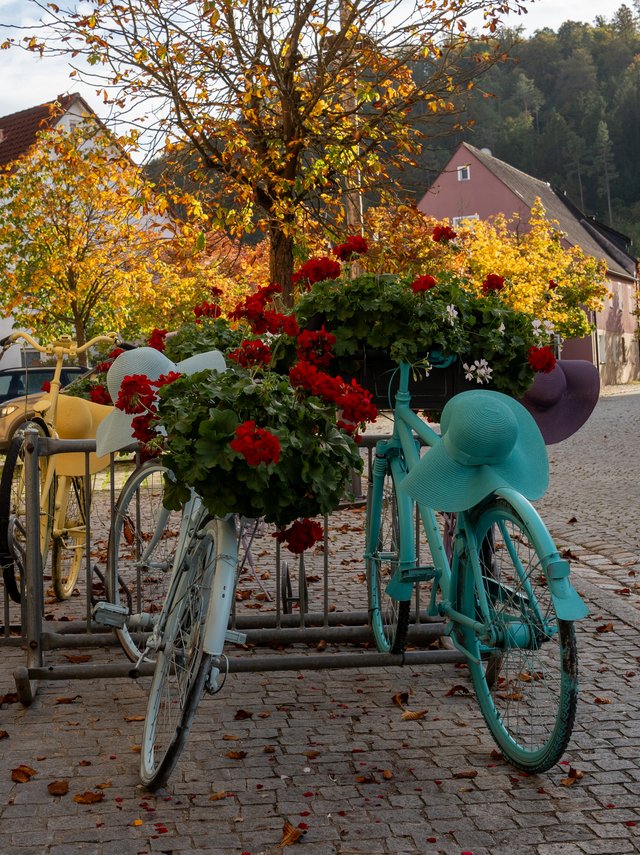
[95,347,226,456]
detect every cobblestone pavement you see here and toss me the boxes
[1,388,640,854]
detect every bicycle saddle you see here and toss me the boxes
[33,394,113,475]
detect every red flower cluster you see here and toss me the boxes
[292,257,341,288]
[89,384,111,405]
[432,225,457,243]
[193,300,222,321]
[332,235,368,261]
[289,361,377,433]
[528,345,557,374]
[131,412,158,445]
[108,347,125,360]
[41,380,51,393]
[273,518,324,554]
[230,420,281,467]
[482,273,505,294]
[228,339,272,368]
[411,274,437,293]
[230,284,299,336]
[296,328,336,368]
[155,371,182,389]
[147,328,167,351]
[116,374,156,414]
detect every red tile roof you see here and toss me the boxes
[0,94,80,169]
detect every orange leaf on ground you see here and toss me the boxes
[382,770,394,780]
[226,750,247,760]
[391,691,409,707]
[11,765,36,783]
[278,818,305,847]
[595,622,614,633]
[223,734,239,741]
[124,715,145,722]
[445,684,470,696]
[48,780,69,796]
[594,697,612,704]
[559,767,584,787]
[453,770,478,779]
[73,791,105,804]
[209,791,226,801]
[0,730,8,740]
[234,709,253,720]
[63,654,92,663]
[55,696,81,705]
[401,709,427,721]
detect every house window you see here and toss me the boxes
[452,214,479,227]
[457,165,470,182]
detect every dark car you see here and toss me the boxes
[0,366,88,451]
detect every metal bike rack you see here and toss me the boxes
[3,429,460,705]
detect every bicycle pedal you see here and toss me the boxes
[399,565,438,584]
[92,600,128,629]
[224,629,247,645]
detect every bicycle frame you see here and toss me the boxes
[368,362,587,645]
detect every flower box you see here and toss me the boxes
[335,349,481,411]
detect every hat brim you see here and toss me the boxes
[399,391,548,512]
[520,360,599,444]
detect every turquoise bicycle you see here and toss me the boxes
[365,360,587,773]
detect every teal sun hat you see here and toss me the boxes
[399,390,549,512]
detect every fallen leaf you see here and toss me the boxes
[263,745,276,754]
[235,590,252,601]
[594,697,612,704]
[391,691,409,707]
[355,773,376,783]
[305,750,321,759]
[445,684,470,696]
[401,709,427,721]
[0,692,18,705]
[596,622,614,633]
[11,765,36,783]
[55,696,81,705]
[96,781,113,789]
[614,588,631,596]
[124,715,145,722]
[73,791,105,805]
[63,654,92,663]
[234,709,253,720]
[209,791,227,801]
[567,516,577,524]
[223,734,239,741]
[0,730,8,740]
[453,769,478,779]
[48,780,69,796]
[561,548,578,559]
[278,819,304,847]
[78,760,92,767]
[316,639,327,651]
[132,818,143,826]
[382,770,393,780]
[257,711,271,719]
[559,767,584,787]
[226,750,247,760]
[131,745,141,753]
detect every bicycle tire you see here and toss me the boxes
[460,494,578,773]
[51,476,87,601]
[140,516,238,790]
[107,461,182,662]
[0,423,55,603]
[366,458,410,654]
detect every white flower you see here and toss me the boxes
[498,321,505,336]
[463,358,493,384]
[544,319,555,333]
[463,362,474,381]
[445,304,459,325]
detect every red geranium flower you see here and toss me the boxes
[273,518,324,554]
[410,274,437,293]
[41,380,51,393]
[147,328,167,351]
[153,371,182,388]
[482,273,505,294]
[89,384,112,405]
[332,235,369,261]
[292,257,341,288]
[193,300,222,321]
[108,347,125,360]
[228,340,272,368]
[432,224,457,243]
[230,420,281,467]
[116,374,156,414]
[528,345,557,374]
[296,328,336,368]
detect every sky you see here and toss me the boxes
[0,0,621,124]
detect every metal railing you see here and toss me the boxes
[3,430,460,704]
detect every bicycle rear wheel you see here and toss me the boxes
[107,461,182,662]
[140,517,238,790]
[366,458,409,654]
[461,495,578,773]
[51,476,87,601]
[0,423,55,603]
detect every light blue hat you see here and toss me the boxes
[399,390,549,512]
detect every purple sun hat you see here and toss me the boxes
[519,360,600,445]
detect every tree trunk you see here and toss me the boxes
[269,225,295,307]
[74,318,88,368]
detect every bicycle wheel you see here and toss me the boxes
[140,537,213,790]
[107,461,182,662]
[0,423,55,603]
[460,495,578,773]
[51,476,87,601]
[366,459,410,654]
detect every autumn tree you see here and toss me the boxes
[0,118,224,356]
[14,0,529,302]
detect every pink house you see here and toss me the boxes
[418,142,639,385]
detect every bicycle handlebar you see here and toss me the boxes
[0,330,121,357]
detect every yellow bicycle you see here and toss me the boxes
[0,331,118,602]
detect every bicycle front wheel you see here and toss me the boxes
[140,528,214,790]
[366,459,409,654]
[107,462,182,662]
[0,424,55,603]
[51,476,87,601]
[461,495,578,773]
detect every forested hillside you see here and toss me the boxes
[410,4,640,250]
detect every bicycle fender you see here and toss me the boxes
[546,558,589,621]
